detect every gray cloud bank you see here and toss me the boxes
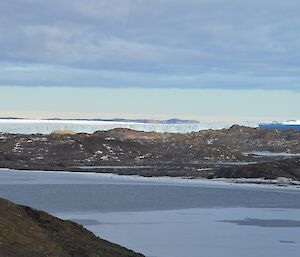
[0,0,300,89]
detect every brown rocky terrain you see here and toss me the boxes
[0,197,144,257]
[0,125,300,180]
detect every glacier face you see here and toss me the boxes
[0,119,259,134]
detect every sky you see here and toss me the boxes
[0,0,300,121]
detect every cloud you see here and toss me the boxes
[0,0,300,89]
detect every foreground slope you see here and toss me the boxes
[0,198,144,257]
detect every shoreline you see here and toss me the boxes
[1,167,300,191]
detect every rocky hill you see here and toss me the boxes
[0,198,144,257]
[0,126,300,180]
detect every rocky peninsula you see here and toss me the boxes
[0,125,300,183]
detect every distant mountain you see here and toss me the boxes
[43,118,200,124]
[0,117,199,124]
[0,117,25,120]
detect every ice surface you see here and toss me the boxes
[243,151,300,157]
[1,169,300,257]
[57,208,300,257]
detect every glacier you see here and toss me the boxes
[0,119,259,134]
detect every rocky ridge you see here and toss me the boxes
[0,125,300,180]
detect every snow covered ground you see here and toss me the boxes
[0,119,259,134]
